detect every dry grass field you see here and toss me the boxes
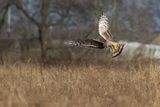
[0,60,159,107]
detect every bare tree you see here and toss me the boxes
[13,0,51,61]
[0,0,10,34]
[0,0,104,62]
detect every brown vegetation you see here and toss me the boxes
[0,1,160,106]
[0,61,159,107]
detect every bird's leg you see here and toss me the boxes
[106,41,124,57]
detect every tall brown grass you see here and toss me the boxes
[0,61,159,107]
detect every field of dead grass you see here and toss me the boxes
[0,61,159,107]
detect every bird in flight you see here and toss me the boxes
[66,15,124,57]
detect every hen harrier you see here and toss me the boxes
[67,15,124,57]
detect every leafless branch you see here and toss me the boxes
[14,2,39,26]
[0,4,9,33]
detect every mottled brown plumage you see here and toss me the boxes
[66,15,124,57]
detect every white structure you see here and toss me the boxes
[119,41,160,60]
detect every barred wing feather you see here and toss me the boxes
[64,39,105,49]
[98,15,112,41]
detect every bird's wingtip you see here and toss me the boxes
[98,14,109,35]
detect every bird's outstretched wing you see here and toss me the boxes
[98,15,124,57]
[98,15,113,42]
[64,39,105,49]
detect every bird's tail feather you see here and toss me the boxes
[64,39,105,49]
